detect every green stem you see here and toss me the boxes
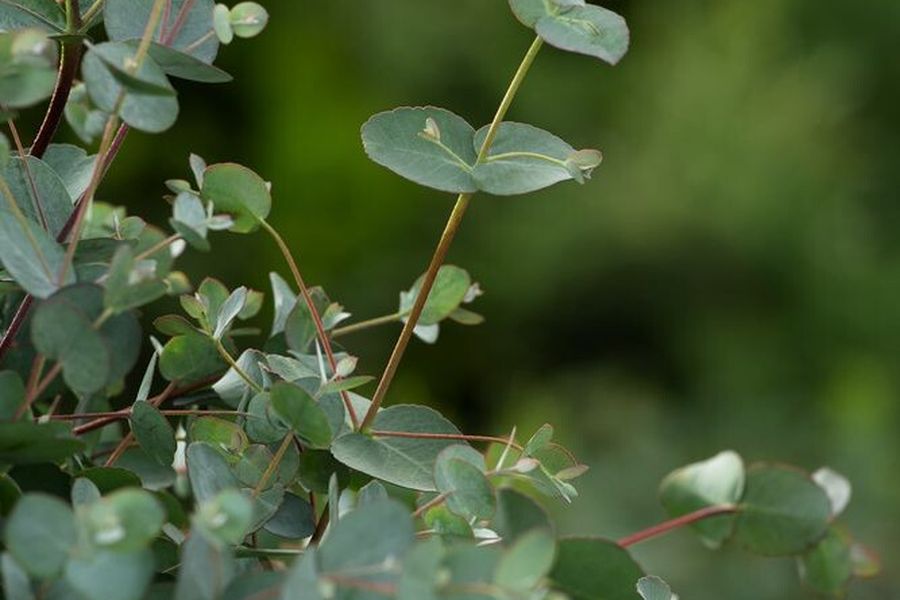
[80,0,105,30]
[331,313,402,337]
[132,233,181,262]
[360,36,545,431]
[252,433,293,496]
[215,341,263,394]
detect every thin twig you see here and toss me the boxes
[412,492,449,520]
[260,219,360,429]
[617,505,739,548]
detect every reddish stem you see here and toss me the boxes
[617,505,738,548]
[29,42,83,158]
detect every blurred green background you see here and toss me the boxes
[36,0,900,597]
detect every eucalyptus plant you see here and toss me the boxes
[0,1,881,599]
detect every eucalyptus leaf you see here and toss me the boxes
[159,332,225,384]
[734,465,832,556]
[659,450,744,548]
[318,499,415,589]
[550,537,644,600]
[4,493,77,578]
[2,155,74,237]
[361,106,478,193]
[41,144,98,201]
[147,42,232,83]
[798,527,853,596]
[174,527,236,600]
[494,528,556,592]
[82,42,179,133]
[473,122,601,195]
[331,404,465,491]
[229,2,268,38]
[0,421,84,464]
[131,401,176,467]
[0,0,66,33]
[81,488,165,552]
[0,207,73,299]
[509,0,629,65]
[434,446,495,520]
[400,265,472,325]
[65,549,155,600]
[200,163,271,233]
[104,0,219,63]
[270,381,332,448]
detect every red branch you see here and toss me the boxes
[617,505,738,548]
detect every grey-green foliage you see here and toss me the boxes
[362,106,603,195]
[0,2,879,600]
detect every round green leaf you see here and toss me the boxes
[400,265,472,325]
[186,442,240,503]
[104,0,219,63]
[82,42,179,133]
[659,450,744,548]
[492,488,553,543]
[4,493,77,578]
[318,499,415,581]
[174,527,236,600]
[195,489,254,546]
[191,416,249,455]
[104,245,168,313]
[200,163,271,233]
[424,504,473,539]
[361,106,478,194]
[434,446,495,520]
[229,2,268,38]
[32,284,141,393]
[472,122,601,195]
[550,537,644,600]
[213,4,233,44]
[131,401,176,467]
[65,549,154,600]
[331,404,464,491]
[495,528,557,592]
[40,143,97,200]
[269,381,333,448]
[734,465,832,556]
[159,333,225,383]
[82,489,165,552]
[263,492,315,539]
[798,526,853,596]
[509,0,630,65]
[0,29,57,107]
[31,289,111,394]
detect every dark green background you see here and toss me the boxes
[37,0,900,597]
